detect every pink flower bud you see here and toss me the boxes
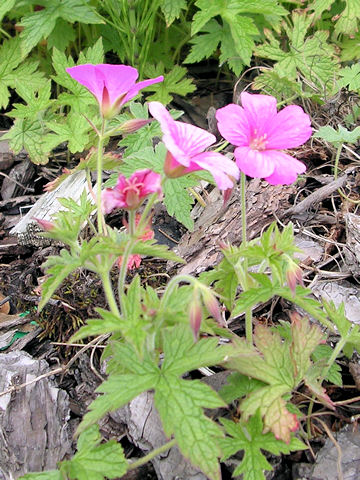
[120,118,151,134]
[189,293,203,341]
[286,259,303,294]
[201,287,225,327]
[33,218,55,231]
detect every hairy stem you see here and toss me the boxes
[128,439,177,471]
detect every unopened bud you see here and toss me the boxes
[120,118,151,134]
[33,218,55,232]
[189,292,203,341]
[201,287,225,327]
[286,260,303,294]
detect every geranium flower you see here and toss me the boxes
[148,102,239,191]
[117,214,154,270]
[102,169,162,213]
[66,64,163,118]
[215,92,312,185]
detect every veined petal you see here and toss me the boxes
[234,146,275,178]
[121,76,164,105]
[240,92,277,136]
[264,150,306,185]
[266,105,312,149]
[66,64,103,103]
[192,151,239,190]
[94,64,138,105]
[102,188,126,213]
[216,104,251,147]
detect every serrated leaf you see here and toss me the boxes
[163,177,196,230]
[39,249,82,311]
[334,0,360,36]
[223,14,257,65]
[19,0,102,53]
[46,113,90,153]
[132,239,184,263]
[312,344,342,386]
[314,125,360,145]
[144,63,196,104]
[219,372,266,403]
[184,19,223,64]
[80,326,228,479]
[225,317,324,442]
[338,64,360,92]
[340,33,360,62]
[8,81,52,119]
[2,118,50,165]
[65,425,127,480]
[47,18,76,51]
[161,0,186,26]
[220,412,307,480]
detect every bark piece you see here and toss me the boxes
[10,171,91,246]
[171,180,297,276]
[344,212,360,276]
[312,280,360,324]
[1,160,35,200]
[0,351,73,479]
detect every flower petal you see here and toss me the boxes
[264,150,306,185]
[102,188,126,213]
[191,151,239,190]
[234,147,275,178]
[266,105,312,149]
[216,103,251,147]
[121,76,164,105]
[94,64,138,105]
[240,92,277,136]
[66,64,103,103]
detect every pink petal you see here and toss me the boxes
[234,147,275,178]
[121,76,164,105]
[191,151,240,190]
[216,104,251,147]
[265,105,312,149]
[94,64,138,105]
[240,92,277,136]
[66,64,103,103]
[102,188,126,213]
[264,151,306,185]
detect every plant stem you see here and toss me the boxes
[96,121,106,234]
[320,334,347,383]
[333,143,342,180]
[101,271,121,317]
[128,439,177,471]
[117,236,136,312]
[240,172,253,344]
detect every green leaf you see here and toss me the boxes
[312,344,342,386]
[46,113,91,153]
[39,249,82,311]
[47,18,76,51]
[0,37,46,109]
[340,33,360,62]
[161,0,186,26]
[0,0,15,22]
[219,372,266,403]
[314,125,360,145]
[255,11,338,99]
[338,64,360,92]
[144,63,196,104]
[2,118,50,165]
[225,317,324,442]
[19,0,102,53]
[80,326,228,479]
[334,0,360,36]
[8,81,53,119]
[220,412,307,480]
[184,20,223,64]
[163,177,196,230]
[132,239,184,263]
[19,472,62,480]
[64,425,127,480]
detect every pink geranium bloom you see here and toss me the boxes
[66,64,163,118]
[148,102,239,191]
[215,92,312,185]
[117,214,154,270]
[102,169,162,213]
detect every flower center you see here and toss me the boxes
[250,131,267,151]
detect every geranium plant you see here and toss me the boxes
[18,63,358,480]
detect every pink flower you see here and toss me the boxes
[117,214,154,270]
[66,64,163,118]
[102,169,162,213]
[148,102,239,190]
[215,92,312,185]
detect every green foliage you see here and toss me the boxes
[19,0,102,54]
[79,325,230,480]
[161,0,187,26]
[224,316,326,443]
[254,11,338,100]
[187,0,287,75]
[309,0,360,36]
[220,411,306,480]
[314,125,360,145]
[338,64,360,92]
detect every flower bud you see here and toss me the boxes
[119,118,151,134]
[286,259,303,294]
[189,291,203,341]
[33,218,55,232]
[200,286,225,327]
